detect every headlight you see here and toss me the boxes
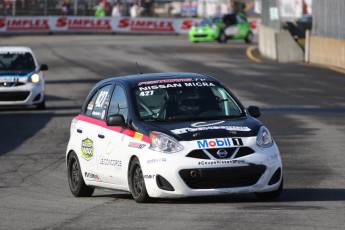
[149,131,183,153]
[256,126,274,148]
[29,73,40,83]
[212,24,218,30]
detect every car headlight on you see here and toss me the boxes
[256,126,274,148]
[29,73,40,83]
[149,131,183,153]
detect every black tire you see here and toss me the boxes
[217,31,227,43]
[36,99,46,110]
[67,151,94,197]
[255,177,283,201]
[128,157,151,203]
[245,31,254,44]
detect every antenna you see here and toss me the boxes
[136,62,143,74]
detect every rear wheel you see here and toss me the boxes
[128,157,150,203]
[245,31,254,44]
[217,31,227,43]
[255,178,283,201]
[67,151,94,197]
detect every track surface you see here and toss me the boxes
[0,35,345,230]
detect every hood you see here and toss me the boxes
[141,116,262,141]
[0,70,33,77]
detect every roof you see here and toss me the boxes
[97,72,219,88]
[0,46,33,54]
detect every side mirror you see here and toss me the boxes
[248,106,261,118]
[40,64,48,71]
[106,114,126,127]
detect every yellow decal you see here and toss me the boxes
[134,132,143,140]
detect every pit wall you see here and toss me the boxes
[308,36,345,69]
[259,23,304,63]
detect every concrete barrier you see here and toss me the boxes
[259,24,277,60]
[259,23,304,63]
[309,36,345,69]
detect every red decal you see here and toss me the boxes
[7,18,49,31]
[0,18,6,28]
[57,17,111,30]
[76,115,149,143]
[118,18,175,32]
[181,20,193,30]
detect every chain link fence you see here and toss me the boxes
[312,0,345,39]
[0,0,101,16]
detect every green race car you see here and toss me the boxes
[189,13,254,43]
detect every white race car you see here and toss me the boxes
[66,72,283,203]
[0,46,48,109]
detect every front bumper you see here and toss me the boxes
[139,137,283,198]
[188,28,219,42]
[0,81,45,106]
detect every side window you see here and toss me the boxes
[85,84,112,120]
[108,85,128,122]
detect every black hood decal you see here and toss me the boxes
[140,116,262,141]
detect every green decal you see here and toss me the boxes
[81,138,94,160]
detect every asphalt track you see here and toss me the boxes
[0,35,345,230]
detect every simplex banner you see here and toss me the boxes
[0,16,259,34]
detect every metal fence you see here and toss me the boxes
[0,0,101,16]
[312,0,345,39]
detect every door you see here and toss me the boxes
[97,84,129,186]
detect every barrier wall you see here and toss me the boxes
[259,23,304,63]
[309,36,345,69]
[0,16,259,35]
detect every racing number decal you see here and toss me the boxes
[95,90,109,107]
[139,91,154,96]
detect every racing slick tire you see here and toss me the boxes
[217,31,227,43]
[245,31,254,44]
[67,151,95,197]
[128,157,151,203]
[255,178,283,201]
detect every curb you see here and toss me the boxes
[246,45,345,75]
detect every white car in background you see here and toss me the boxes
[0,46,48,109]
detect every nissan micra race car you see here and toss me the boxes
[0,46,48,109]
[66,72,283,203]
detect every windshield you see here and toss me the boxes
[0,52,36,71]
[198,16,222,26]
[134,80,245,122]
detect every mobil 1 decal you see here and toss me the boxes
[196,137,243,149]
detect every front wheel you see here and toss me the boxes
[36,99,46,110]
[67,151,94,197]
[255,178,283,201]
[245,31,254,44]
[128,157,151,203]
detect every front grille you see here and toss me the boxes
[0,82,25,87]
[186,147,255,160]
[179,165,266,189]
[0,91,30,101]
[193,34,207,38]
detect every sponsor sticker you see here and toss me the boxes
[196,138,232,149]
[171,126,251,134]
[198,160,246,166]
[128,142,146,149]
[134,132,143,140]
[84,172,99,181]
[81,138,94,160]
